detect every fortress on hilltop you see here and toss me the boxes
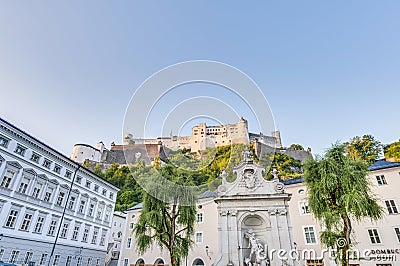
[71,118,310,168]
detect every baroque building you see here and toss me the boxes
[120,151,296,266]
[0,117,119,266]
[119,156,400,266]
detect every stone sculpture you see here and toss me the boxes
[244,231,270,266]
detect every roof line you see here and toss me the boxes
[0,117,120,191]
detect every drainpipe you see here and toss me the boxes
[47,165,81,266]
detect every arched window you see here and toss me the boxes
[193,258,205,266]
[154,258,164,265]
[135,259,145,266]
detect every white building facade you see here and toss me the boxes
[119,158,400,266]
[105,212,127,266]
[120,191,219,266]
[284,159,400,266]
[0,118,119,266]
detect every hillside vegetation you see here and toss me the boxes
[95,144,304,211]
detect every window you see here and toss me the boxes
[395,227,400,242]
[95,259,100,266]
[68,196,76,210]
[105,210,110,222]
[385,200,398,214]
[18,177,30,194]
[85,180,91,189]
[24,251,33,264]
[102,189,107,196]
[97,208,103,219]
[20,213,33,231]
[82,227,90,242]
[47,220,58,236]
[1,169,15,188]
[56,191,65,206]
[0,135,10,148]
[15,144,26,156]
[76,176,82,184]
[94,185,99,192]
[34,216,45,233]
[196,213,203,223]
[368,228,381,244]
[53,165,61,174]
[60,222,69,238]
[87,258,92,266]
[9,250,20,263]
[304,226,317,244]
[109,192,114,200]
[88,203,95,217]
[100,230,106,246]
[44,187,54,202]
[31,153,41,163]
[123,259,129,266]
[129,222,134,230]
[0,248,4,261]
[306,260,324,266]
[43,159,52,169]
[299,200,311,215]
[193,259,205,266]
[91,228,99,244]
[32,182,43,198]
[72,224,80,240]
[39,253,48,265]
[78,200,86,213]
[77,257,82,266]
[66,256,72,266]
[126,237,132,248]
[195,232,203,243]
[5,209,19,228]
[65,170,72,179]
[376,175,387,186]
[52,254,60,266]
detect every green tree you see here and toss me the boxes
[93,164,103,177]
[289,143,304,150]
[133,164,197,266]
[264,153,303,180]
[384,140,400,162]
[82,159,90,168]
[304,144,383,265]
[346,135,382,165]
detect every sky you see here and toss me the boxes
[0,1,399,157]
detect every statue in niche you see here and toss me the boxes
[220,168,227,182]
[243,168,256,189]
[242,149,253,162]
[244,231,269,266]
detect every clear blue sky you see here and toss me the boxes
[1,1,399,156]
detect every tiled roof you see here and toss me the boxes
[128,202,143,211]
[368,159,400,171]
[282,178,303,185]
[198,190,218,199]
[0,117,120,190]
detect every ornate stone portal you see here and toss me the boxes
[213,151,297,266]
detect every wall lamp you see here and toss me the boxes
[205,245,211,260]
